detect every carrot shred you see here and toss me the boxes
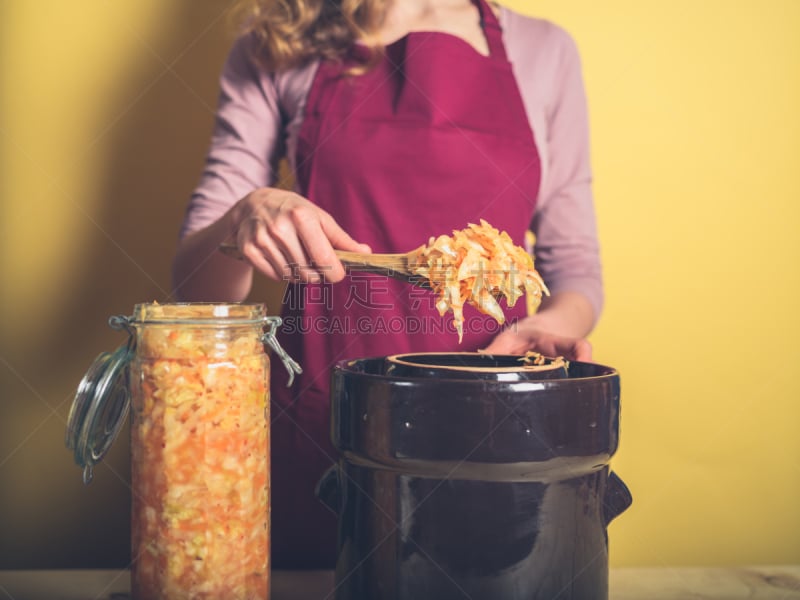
[411,220,549,342]
[130,306,269,598]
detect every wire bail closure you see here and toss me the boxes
[262,316,303,386]
[108,314,135,341]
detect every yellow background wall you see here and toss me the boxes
[1,0,798,568]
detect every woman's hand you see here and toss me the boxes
[229,188,371,283]
[483,317,592,361]
[482,291,597,360]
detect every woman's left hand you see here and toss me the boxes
[482,320,592,361]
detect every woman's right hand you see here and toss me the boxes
[228,187,371,284]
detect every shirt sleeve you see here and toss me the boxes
[179,34,285,238]
[503,13,604,321]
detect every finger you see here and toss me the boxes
[239,219,288,282]
[318,209,371,254]
[292,209,346,282]
[481,339,511,354]
[482,329,527,355]
[266,216,321,283]
[256,226,306,282]
[550,336,592,361]
[571,339,593,361]
[241,240,282,281]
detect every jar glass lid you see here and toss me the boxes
[65,343,132,484]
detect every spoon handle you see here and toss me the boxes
[334,251,413,275]
[218,242,422,282]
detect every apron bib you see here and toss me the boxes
[271,0,541,567]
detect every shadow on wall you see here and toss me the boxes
[1,1,283,569]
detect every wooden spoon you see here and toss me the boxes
[218,242,428,287]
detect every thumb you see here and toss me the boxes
[482,329,523,355]
[570,339,593,361]
[318,210,371,254]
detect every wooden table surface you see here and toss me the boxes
[1,566,798,599]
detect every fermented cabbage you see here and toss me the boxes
[130,305,269,599]
[411,220,549,341]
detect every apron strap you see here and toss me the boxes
[475,0,507,60]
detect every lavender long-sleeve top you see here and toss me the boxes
[181,9,604,318]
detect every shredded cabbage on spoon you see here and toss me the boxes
[409,220,549,342]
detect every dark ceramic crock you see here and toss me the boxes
[320,353,631,600]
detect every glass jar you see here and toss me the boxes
[66,303,301,600]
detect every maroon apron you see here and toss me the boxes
[271,0,541,568]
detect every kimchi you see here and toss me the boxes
[129,303,270,599]
[410,220,549,342]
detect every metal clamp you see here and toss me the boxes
[262,316,303,386]
[108,314,136,352]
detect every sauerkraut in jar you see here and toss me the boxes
[129,303,271,600]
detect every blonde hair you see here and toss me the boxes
[235,0,387,72]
